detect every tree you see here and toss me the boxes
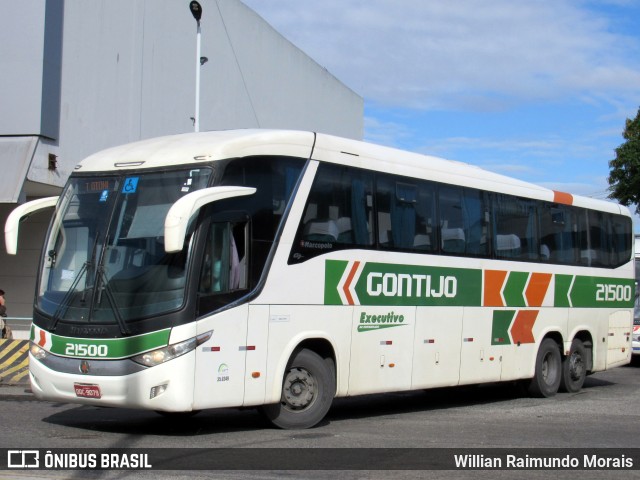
[608,107,640,212]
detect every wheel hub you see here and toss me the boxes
[569,352,584,381]
[541,352,557,384]
[282,367,316,410]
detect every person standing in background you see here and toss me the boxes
[0,289,12,339]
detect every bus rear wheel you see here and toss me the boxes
[559,339,587,393]
[528,338,561,398]
[261,348,335,429]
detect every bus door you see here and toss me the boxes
[193,217,251,409]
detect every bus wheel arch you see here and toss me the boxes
[559,332,592,393]
[527,335,562,398]
[261,339,336,429]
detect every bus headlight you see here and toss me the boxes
[30,342,48,361]
[132,331,212,367]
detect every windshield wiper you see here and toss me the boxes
[49,232,100,333]
[48,262,88,333]
[93,266,131,336]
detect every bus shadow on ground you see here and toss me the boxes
[326,375,614,424]
[41,374,617,436]
[43,403,269,436]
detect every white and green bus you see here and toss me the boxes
[5,130,635,429]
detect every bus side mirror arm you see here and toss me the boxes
[164,186,256,253]
[5,196,59,255]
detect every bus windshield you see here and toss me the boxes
[38,169,211,330]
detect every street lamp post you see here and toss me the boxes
[189,1,203,132]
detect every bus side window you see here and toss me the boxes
[461,189,487,256]
[491,194,538,261]
[611,215,632,267]
[539,204,583,264]
[290,164,373,263]
[438,186,486,256]
[439,186,465,254]
[582,210,612,268]
[376,177,435,252]
[199,221,248,295]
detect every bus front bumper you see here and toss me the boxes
[28,351,196,412]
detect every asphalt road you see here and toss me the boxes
[1,358,639,480]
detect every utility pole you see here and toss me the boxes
[189,1,203,132]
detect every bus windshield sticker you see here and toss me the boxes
[122,177,139,194]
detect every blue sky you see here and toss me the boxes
[242,1,640,213]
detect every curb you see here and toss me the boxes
[0,339,30,386]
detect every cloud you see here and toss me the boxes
[241,0,640,111]
[241,0,640,214]
[363,115,416,147]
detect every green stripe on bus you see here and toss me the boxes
[555,275,635,308]
[325,260,482,306]
[47,329,171,359]
[325,260,634,308]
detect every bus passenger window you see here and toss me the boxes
[491,194,538,261]
[376,177,435,252]
[582,210,612,267]
[610,215,632,267]
[438,187,465,254]
[438,187,486,256]
[290,164,373,263]
[539,205,578,264]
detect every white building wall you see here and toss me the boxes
[0,0,363,319]
[50,0,362,188]
[0,1,47,136]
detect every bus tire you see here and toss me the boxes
[527,338,562,398]
[559,339,587,393]
[261,348,335,429]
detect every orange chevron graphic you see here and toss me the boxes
[485,270,552,307]
[525,273,552,307]
[511,310,537,344]
[342,261,361,306]
[484,270,507,307]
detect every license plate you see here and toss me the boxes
[74,383,101,399]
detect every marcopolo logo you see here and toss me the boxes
[324,260,482,307]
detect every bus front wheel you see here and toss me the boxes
[528,338,562,398]
[261,348,336,429]
[559,339,587,393]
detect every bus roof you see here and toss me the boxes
[75,129,628,217]
[76,129,315,172]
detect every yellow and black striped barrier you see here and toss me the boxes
[0,339,29,385]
